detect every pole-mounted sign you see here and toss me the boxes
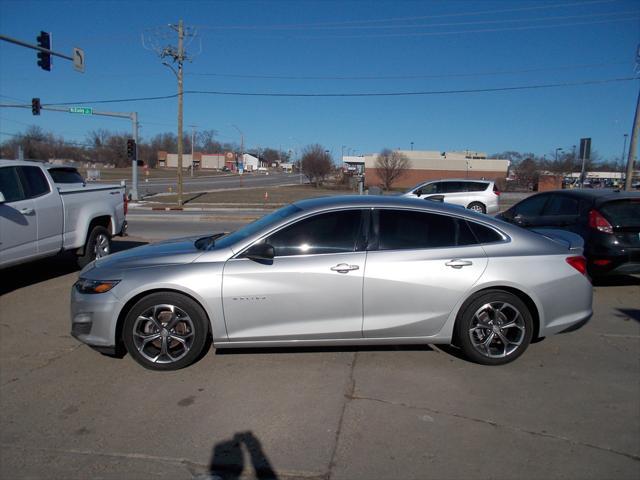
[69,106,93,115]
[73,47,85,73]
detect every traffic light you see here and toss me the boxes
[36,31,51,71]
[31,98,41,116]
[126,139,136,161]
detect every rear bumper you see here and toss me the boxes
[587,250,640,276]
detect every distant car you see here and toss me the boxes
[497,189,640,277]
[402,179,500,214]
[71,195,592,370]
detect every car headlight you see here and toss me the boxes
[74,278,120,294]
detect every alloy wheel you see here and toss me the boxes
[468,302,526,359]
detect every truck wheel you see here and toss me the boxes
[78,225,111,268]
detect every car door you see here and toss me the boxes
[222,209,367,341]
[17,166,63,255]
[362,209,488,338]
[0,166,37,266]
[538,194,581,230]
[440,181,469,207]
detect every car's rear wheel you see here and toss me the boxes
[123,292,210,370]
[467,202,486,213]
[455,290,533,365]
[77,225,111,268]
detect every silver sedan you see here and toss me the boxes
[70,195,593,370]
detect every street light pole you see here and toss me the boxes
[410,141,414,151]
[555,147,563,163]
[620,133,629,183]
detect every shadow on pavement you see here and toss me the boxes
[592,275,640,287]
[616,309,640,324]
[0,239,147,296]
[208,431,278,480]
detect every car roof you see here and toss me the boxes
[537,188,640,202]
[293,194,485,219]
[421,178,491,183]
[0,159,48,167]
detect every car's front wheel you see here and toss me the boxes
[123,292,210,370]
[455,290,533,365]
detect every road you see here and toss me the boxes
[0,218,639,480]
[111,171,304,197]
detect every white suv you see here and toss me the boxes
[402,179,500,214]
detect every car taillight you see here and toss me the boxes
[123,193,128,216]
[566,256,587,275]
[493,184,500,196]
[588,209,612,234]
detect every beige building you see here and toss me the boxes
[363,150,510,188]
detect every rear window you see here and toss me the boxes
[48,168,84,184]
[599,200,640,228]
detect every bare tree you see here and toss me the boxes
[375,149,411,190]
[301,144,332,187]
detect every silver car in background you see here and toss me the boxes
[402,178,500,214]
[70,196,592,370]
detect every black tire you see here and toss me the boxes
[77,225,111,268]
[123,292,210,371]
[467,202,486,214]
[455,290,533,366]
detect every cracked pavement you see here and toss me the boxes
[1,238,639,480]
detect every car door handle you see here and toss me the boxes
[330,263,360,273]
[445,259,473,269]
[19,207,35,215]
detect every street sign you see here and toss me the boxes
[69,107,92,115]
[73,47,85,73]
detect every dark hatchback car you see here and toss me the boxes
[497,189,640,276]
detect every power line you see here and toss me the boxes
[0,76,634,107]
[195,0,617,30]
[188,61,630,81]
[296,16,640,39]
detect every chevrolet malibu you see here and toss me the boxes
[71,196,592,370]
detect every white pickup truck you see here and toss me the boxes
[0,160,127,269]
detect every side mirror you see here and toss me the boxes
[414,189,422,196]
[513,214,527,226]
[245,243,275,262]
[0,192,5,204]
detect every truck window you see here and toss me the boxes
[0,167,26,203]
[48,168,84,184]
[18,166,51,199]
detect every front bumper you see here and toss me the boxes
[70,287,122,348]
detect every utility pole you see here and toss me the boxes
[624,88,639,191]
[189,124,196,177]
[143,20,199,206]
[620,133,629,182]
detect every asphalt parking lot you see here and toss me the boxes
[1,236,639,480]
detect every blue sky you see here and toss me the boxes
[0,0,639,162]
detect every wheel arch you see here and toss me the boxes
[76,215,113,256]
[115,288,213,351]
[452,285,541,345]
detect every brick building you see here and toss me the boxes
[363,150,510,188]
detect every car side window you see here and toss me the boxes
[18,166,50,199]
[420,183,438,195]
[375,209,476,250]
[0,167,26,203]
[466,182,489,192]
[265,210,363,257]
[466,221,505,244]
[513,194,549,217]
[440,181,466,193]
[544,195,579,216]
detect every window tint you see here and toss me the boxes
[0,167,25,203]
[48,168,84,184]
[18,166,50,198]
[376,210,476,250]
[265,210,362,257]
[419,183,438,195]
[544,195,579,216]
[466,181,489,192]
[467,221,504,244]
[514,194,549,216]
[440,181,466,193]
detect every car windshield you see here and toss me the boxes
[600,199,640,228]
[201,204,302,250]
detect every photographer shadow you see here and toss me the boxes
[208,431,278,480]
